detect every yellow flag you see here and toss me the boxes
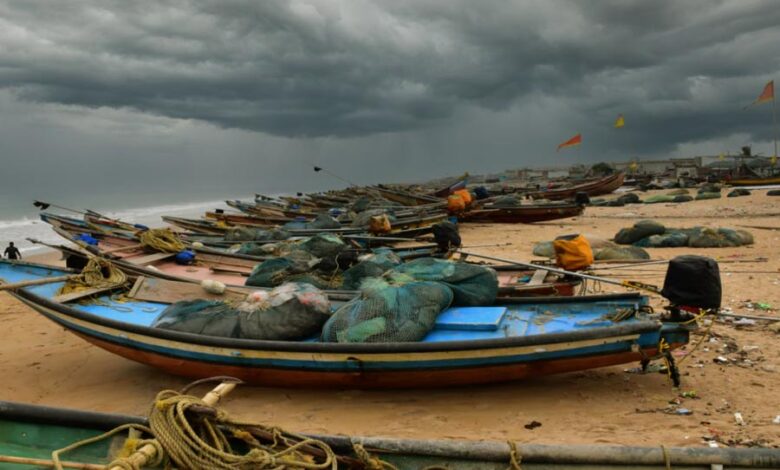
[718,154,725,161]
[614,114,625,128]
[771,156,777,166]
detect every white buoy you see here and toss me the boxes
[201,279,226,295]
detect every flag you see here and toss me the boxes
[614,114,625,128]
[718,154,725,161]
[745,80,774,108]
[557,133,582,151]
[313,166,322,172]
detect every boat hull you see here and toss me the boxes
[17,292,687,389]
[460,205,584,224]
[529,173,625,201]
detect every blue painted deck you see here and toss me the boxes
[1,262,649,344]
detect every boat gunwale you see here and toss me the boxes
[1,400,779,467]
[7,271,660,355]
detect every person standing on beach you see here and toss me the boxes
[4,242,21,260]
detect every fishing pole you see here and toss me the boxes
[33,200,119,223]
[458,250,661,294]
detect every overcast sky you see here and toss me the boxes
[1,0,779,206]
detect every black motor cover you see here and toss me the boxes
[661,255,721,309]
[432,221,462,252]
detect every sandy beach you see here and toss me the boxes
[1,189,778,448]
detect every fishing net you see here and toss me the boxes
[224,227,290,242]
[687,227,752,248]
[696,192,721,200]
[389,258,498,306]
[643,194,675,204]
[614,220,666,244]
[672,195,693,203]
[594,246,650,261]
[307,213,342,229]
[727,188,751,197]
[321,277,453,343]
[492,195,522,208]
[152,300,241,338]
[237,283,331,340]
[634,231,689,248]
[296,233,346,259]
[153,283,331,341]
[341,249,402,290]
[244,257,314,288]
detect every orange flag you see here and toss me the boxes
[745,80,774,108]
[557,133,582,151]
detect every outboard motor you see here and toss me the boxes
[574,191,590,206]
[432,221,462,253]
[661,255,721,320]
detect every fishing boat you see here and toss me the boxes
[528,172,625,201]
[725,175,780,187]
[459,202,585,224]
[2,400,778,469]
[2,258,692,388]
[40,215,584,299]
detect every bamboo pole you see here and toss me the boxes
[107,381,236,470]
[0,455,104,469]
[0,275,75,291]
[459,250,660,293]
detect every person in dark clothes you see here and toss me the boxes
[4,242,21,260]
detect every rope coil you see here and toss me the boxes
[138,228,186,253]
[56,257,128,296]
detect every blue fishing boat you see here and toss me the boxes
[1,259,693,388]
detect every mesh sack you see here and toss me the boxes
[237,283,331,340]
[614,220,666,244]
[321,277,453,343]
[341,249,403,290]
[152,300,240,338]
[297,234,346,259]
[245,256,317,287]
[389,258,498,306]
[308,213,342,229]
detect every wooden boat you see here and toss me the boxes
[41,217,581,300]
[373,185,445,206]
[459,203,584,224]
[725,175,780,187]
[528,172,625,201]
[3,401,778,469]
[3,258,691,388]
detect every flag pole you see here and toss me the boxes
[773,89,778,160]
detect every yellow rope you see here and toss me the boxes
[136,389,338,470]
[56,257,128,296]
[507,441,522,469]
[137,228,186,253]
[51,424,161,470]
[351,442,399,470]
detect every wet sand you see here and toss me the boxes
[1,189,779,448]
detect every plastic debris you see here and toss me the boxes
[734,412,745,426]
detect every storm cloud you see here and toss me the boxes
[0,0,778,216]
[1,0,778,144]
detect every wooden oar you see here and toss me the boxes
[458,251,661,294]
[0,275,75,291]
[107,381,237,470]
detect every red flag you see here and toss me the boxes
[746,80,774,108]
[557,133,582,151]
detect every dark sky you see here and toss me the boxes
[1,0,779,203]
